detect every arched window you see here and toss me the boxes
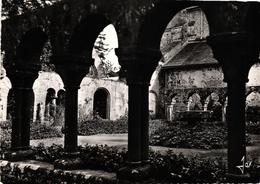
[93,88,110,119]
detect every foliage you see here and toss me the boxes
[149,150,227,183]
[246,121,260,135]
[79,144,127,172]
[30,122,63,140]
[149,119,166,136]
[150,121,251,150]
[2,0,60,18]
[0,120,12,150]
[78,116,128,136]
[33,143,64,162]
[0,120,62,150]
[23,144,260,182]
[0,159,116,183]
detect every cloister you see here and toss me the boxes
[1,0,260,182]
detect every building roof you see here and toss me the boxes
[162,41,219,70]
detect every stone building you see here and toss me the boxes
[151,6,260,121]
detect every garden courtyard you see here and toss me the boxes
[1,0,260,183]
[1,119,260,183]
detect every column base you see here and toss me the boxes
[226,173,258,183]
[54,151,85,170]
[2,149,34,161]
[117,162,155,182]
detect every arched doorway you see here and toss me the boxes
[44,88,56,123]
[93,88,110,119]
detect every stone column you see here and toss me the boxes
[127,81,150,162]
[208,32,259,177]
[3,62,40,160]
[64,85,80,152]
[52,55,92,154]
[10,87,34,150]
[117,47,161,181]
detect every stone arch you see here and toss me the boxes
[33,72,64,122]
[93,88,110,119]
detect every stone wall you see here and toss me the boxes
[162,64,260,121]
[32,72,64,124]
[79,77,128,121]
[31,72,128,122]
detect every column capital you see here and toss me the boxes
[116,46,162,84]
[51,54,94,86]
[4,60,41,88]
[207,32,259,83]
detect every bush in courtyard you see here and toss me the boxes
[150,121,251,149]
[78,115,128,135]
[0,121,62,151]
[30,122,63,140]
[28,143,260,183]
[246,121,260,134]
[0,120,11,149]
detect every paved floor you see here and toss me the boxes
[30,133,260,162]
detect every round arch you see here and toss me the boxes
[93,87,110,119]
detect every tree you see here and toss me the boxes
[2,0,60,18]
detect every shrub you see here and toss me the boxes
[30,122,62,140]
[246,121,260,135]
[0,120,11,150]
[150,121,251,150]
[78,116,128,136]
[29,144,260,183]
[0,121,62,150]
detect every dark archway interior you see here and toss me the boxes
[56,89,65,106]
[93,89,109,119]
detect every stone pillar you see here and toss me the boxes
[10,87,34,150]
[117,47,161,181]
[127,81,150,162]
[64,85,80,152]
[208,32,259,177]
[52,55,92,154]
[3,61,40,160]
